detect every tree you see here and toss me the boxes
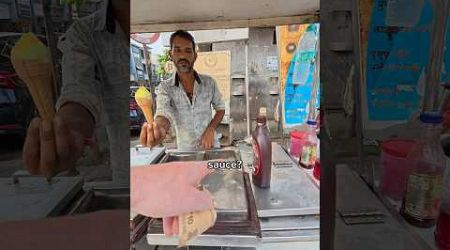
[156,49,170,79]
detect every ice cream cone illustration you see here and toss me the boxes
[10,33,55,120]
[135,86,154,124]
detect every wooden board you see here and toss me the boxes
[194,51,231,124]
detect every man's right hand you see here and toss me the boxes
[23,116,85,179]
[139,121,168,148]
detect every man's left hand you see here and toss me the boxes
[200,127,215,149]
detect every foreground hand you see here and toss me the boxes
[22,116,85,179]
[200,127,215,149]
[130,161,215,235]
[139,122,167,148]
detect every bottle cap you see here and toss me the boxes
[306,120,317,126]
[419,112,443,124]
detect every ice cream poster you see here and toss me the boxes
[366,0,450,122]
[278,23,320,128]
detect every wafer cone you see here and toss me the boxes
[135,86,153,123]
[10,33,55,120]
[178,208,217,247]
[178,188,217,247]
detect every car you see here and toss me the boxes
[0,72,35,137]
[0,33,40,138]
[129,86,145,134]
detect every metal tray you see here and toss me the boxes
[160,149,246,221]
[159,149,241,163]
[66,186,130,215]
[0,176,83,222]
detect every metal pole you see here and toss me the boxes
[352,0,366,180]
[245,41,251,137]
[309,37,320,121]
[423,0,449,112]
[142,43,152,86]
[40,0,61,101]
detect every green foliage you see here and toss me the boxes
[156,49,171,79]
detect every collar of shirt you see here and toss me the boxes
[93,0,116,34]
[173,71,202,87]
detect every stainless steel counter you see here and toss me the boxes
[250,143,319,217]
[238,142,320,248]
[135,144,320,249]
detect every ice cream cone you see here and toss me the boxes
[135,86,154,123]
[11,59,55,120]
[178,208,217,247]
[10,33,55,121]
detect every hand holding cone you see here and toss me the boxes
[10,33,55,120]
[135,86,154,124]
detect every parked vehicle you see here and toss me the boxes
[129,86,145,134]
[0,33,40,137]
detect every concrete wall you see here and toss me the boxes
[213,27,282,141]
[320,0,360,157]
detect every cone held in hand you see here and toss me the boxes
[178,188,217,247]
[10,33,55,120]
[135,86,154,123]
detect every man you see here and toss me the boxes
[140,30,226,150]
[22,0,130,182]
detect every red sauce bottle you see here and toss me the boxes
[252,107,272,188]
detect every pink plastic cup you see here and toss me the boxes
[290,131,308,158]
[380,139,417,200]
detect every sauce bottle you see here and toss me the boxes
[401,112,446,227]
[252,107,272,188]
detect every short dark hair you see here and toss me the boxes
[170,30,196,51]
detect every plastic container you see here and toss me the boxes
[290,131,308,159]
[380,139,417,200]
[252,107,272,188]
[300,120,318,169]
[313,160,320,180]
[401,112,447,227]
[313,139,320,180]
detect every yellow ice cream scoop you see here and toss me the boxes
[11,32,50,61]
[135,86,153,123]
[10,33,55,120]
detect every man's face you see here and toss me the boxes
[170,36,197,74]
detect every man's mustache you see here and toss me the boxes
[177,59,190,64]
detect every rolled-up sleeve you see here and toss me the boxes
[155,83,174,122]
[211,78,225,111]
[55,22,102,124]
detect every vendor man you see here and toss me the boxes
[140,30,225,150]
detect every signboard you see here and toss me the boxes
[266,56,278,72]
[279,23,320,128]
[16,0,32,18]
[0,3,11,19]
[194,51,231,124]
[362,0,450,137]
[164,61,175,75]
